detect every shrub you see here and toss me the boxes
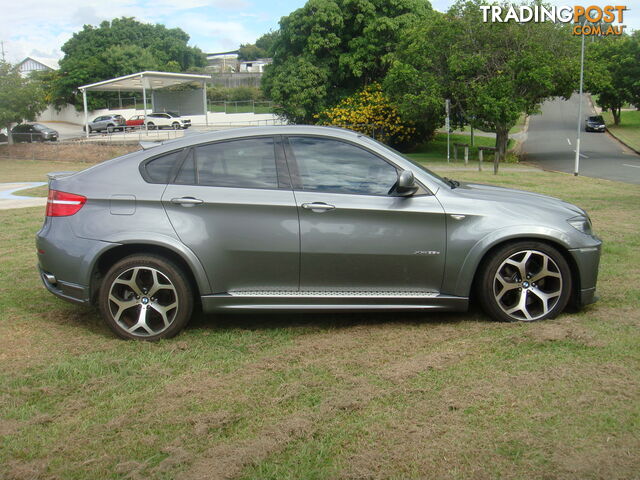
[315,84,417,148]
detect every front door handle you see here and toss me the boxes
[171,197,204,207]
[301,202,335,212]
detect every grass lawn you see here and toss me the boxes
[602,110,640,153]
[408,133,516,163]
[1,159,639,479]
[0,158,96,183]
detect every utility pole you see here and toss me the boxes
[574,26,586,177]
[1,41,5,62]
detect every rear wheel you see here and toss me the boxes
[147,122,156,130]
[478,241,572,322]
[99,255,193,340]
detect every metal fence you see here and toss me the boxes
[208,100,275,114]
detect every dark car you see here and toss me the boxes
[0,128,7,142]
[11,123,59,142]
[36,126,601,340]
[84,114,127,133]
[585,115,605,132]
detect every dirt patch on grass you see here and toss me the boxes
[5,458,49,480]
[0,143,140,163]
[180,414,315,480]
[0,418,22,437]
[521,321,605,347]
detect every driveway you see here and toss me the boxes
[0,183,47,210]
[523,95,640,185]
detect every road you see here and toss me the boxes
[523,95,640,185]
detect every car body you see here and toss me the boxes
[84,114,127,133]
[585,115,605,132]
[36,126,601,340]
[145,112,191,130]
[0,128,7,142]
[11,123,59,142]
[126,115,145,128]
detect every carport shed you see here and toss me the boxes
[78,71,210,137]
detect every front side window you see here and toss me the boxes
[188,137,278,189]
[287,136,398,196]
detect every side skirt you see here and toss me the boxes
[200,291,468,313]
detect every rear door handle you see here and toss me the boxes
[301,202,335,212]
[171,197,204,207]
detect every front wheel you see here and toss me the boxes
[99,255,194,340]
[477,241,572,322]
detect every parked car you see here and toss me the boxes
[36,126,601,340]
[126,115,145,129]
[585,115,606,132]
[145,112,191,130]
[11,123,59,142]
[83,114,127,133]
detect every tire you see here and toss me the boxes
[147,122,156,130]
[107,124,114,133]
[172,122,180,130]
[477,241,572,322]
[99,255,194,340]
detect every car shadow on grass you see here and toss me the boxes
[186,307,489,334]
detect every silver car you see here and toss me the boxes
[36,126,601,340]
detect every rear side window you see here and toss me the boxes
[144,149,184,183]
[287,136,398,195]
[177,137,278,189]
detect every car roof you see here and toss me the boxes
[143,125,365,155]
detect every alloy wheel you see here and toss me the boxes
[107,266,179,337]
[493,249,563,321]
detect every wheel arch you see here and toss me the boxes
[452,229,580,302]
[89,242,211,304]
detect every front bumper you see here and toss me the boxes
[568,241,602,308]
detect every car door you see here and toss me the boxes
[162,136,300,293]
[284,135,447,293]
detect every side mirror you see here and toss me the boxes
[388,170,419,197]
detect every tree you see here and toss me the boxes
[386,0,577,162]
[238,44,267,61]
[262,0,433,123]
[585,33,639,125]
[52,17,207,110]
[0,61,47,144]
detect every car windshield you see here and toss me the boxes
[589,116,604,123]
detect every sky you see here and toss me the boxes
[1,0,637,63]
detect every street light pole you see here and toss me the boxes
[574,26,586,176]
[445,99,451,162]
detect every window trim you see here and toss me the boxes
[282,135,431,197]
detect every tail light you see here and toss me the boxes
[46,190,87,217]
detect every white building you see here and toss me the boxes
[16,56,59,77]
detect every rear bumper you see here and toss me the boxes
[38,266,89,304]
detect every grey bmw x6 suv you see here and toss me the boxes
[37,126,601,340]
